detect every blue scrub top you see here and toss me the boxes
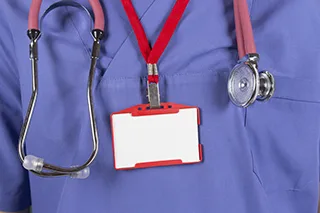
[1,0,320,212]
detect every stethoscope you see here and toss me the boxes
[228,0,275,107]
[19,0,104,179]
[19,0,275,179]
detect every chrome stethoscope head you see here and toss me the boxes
[19,0,105,179]
[229,0,275,107]
[228,53,275,107]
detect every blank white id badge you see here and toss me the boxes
[110,103,203,170]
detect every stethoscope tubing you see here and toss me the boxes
[229,0,275,107]
[234,0,256,58]
[19,0,105,178]
[28,0,105,31]
[20,0,268,178]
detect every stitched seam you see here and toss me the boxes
[0,5,20,82]
[55,9,91,211]
[56,111,87,213]
[243,108,247,126]
[97,0,158,86]
[99,52,233,82]
[273,96,320,104]
[99,69,320,104]
[107,0,157,68]
[0,102,21,116]
[99,69,222,83]
[64,7,91,58]
[55,177,68,213]
[249,0,256,18]
[250,150,263,186]
[1,7,23,115]
[286,181,314,192]
[276,76,320,83]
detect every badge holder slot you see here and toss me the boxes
[111,0,203,170]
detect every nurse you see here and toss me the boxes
[1,0,320,213]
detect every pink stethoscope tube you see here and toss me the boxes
[28,0,105,31]
[29,0,253,58]
[234,0,256,59]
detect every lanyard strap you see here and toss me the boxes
[121,0,189,83]
[122,0,254,66]
[234,0,256,59]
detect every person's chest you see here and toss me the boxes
[4,1,320,212]
[13,0,239,154]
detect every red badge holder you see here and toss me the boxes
[111,0,203,170]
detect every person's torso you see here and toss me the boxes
[3,0,320,212]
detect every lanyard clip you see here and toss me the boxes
[147,63,160,109]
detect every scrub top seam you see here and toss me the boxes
[318,139,320,183]
[96,0,158,86]
[8,30,20,83]
[0,7,24,125]
[5,26,23,115]
[0,8,20,83]
[64,7,91,58]
[55,116,95,213]
[272,96,320,105]
[10,41,23,115]
[55,177,69,213]
[98,69,224,85]
[249,0,255,17]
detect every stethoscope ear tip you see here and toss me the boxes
[70,167,90,179]
[23,155,44,172]
[23,155,91,179]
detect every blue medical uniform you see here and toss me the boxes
[1,0,320,212]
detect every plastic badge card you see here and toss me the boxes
[111,103,203,170]
[112,0,202,170]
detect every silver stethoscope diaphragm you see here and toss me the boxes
[228,54,275,107]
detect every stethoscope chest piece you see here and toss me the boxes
[257,70,275,101]
[228,56,275,107]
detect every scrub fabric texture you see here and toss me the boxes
[1,0,320,213]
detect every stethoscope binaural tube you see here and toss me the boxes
[18,0,105,179]
[227,0,275,107]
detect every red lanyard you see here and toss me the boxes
[122,0,255,69]
[121,0,189,83]
[234,0,256,59]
